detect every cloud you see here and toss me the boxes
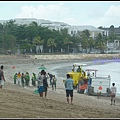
[105,5,120,18]
[15,3,120,28]
[15,3,70,22]
[81,5,120,27]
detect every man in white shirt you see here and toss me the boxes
[110,83,117,105]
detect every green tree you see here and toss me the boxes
[33,36,44,53]
[2,34,17,53]
[47,38,57,53]
[63,37,73,53]
[88,38,95,51]
[95,33,107,53]
[26,22,39,42]
[108,25,116,42]
[80,30,90,52]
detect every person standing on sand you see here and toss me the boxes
[64,74,74,104]
[0,65,6,89]
[31,73,37,86]
[25,72,30,86]
[14,73,17,84]
[37,70,45,97]
[110,83,117,105]
[51,75,57,91]
[21,73,25,87]
[43,71,49,98]
[17,72,21,85]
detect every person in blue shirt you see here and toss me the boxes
[64,74,74,104]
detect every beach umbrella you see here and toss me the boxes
[38,65,46,70]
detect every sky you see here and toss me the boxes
[0,1,120,28]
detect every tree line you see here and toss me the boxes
[0,19,118,54]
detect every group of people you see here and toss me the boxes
[0,64,117,106]
[13,69,58,98]
[14,71,32,87]
[13,71,57,90]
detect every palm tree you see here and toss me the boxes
[47,38,57,53]
[63,37,73,53]
[95,33,107,53]
[88,38,95,51]
[80,29,90,53]
[33,36,44,54]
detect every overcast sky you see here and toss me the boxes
[0,1,120,28]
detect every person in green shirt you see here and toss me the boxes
[25,72,30,86]
[14,73,17,84]
[32,73,36,86]
[21,73,25,87]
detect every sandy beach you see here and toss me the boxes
[0,54,120,118]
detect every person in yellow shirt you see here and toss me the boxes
[17,72,21,85]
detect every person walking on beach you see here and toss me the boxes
[110,83,117,105]
[37,70,45,97]
[43,72,48,98]
[48,73,53,85]
[51,75,57,90]
[0,65,6,89]
[64,74,74,104]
